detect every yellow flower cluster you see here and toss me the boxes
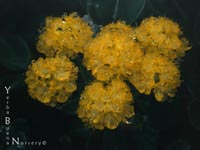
[77,79,134,130]
[83,17,191,102]
[37,13,93,58]
[134,16,190,60]
[84,21,143,81]
[25,12,191,130]
[25,56,78,106]
[127,53,181,101]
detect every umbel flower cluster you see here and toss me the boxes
[25,56,78,107]
[77,79,134,130]
[26,13,93,107]
[25,12,191,130]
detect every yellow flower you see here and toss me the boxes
[77,79,135,130]
[100,21,135,35]
[127,52,181,101]
[84,21,143,81]
[25,56,78,106]
[134,16,191,60]
[37,12,93,58]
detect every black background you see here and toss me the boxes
[0,0,200,150]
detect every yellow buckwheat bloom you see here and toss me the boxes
[37,12,93,58]
[100,21,134,35]
[127,52,181,101]
[84,22,143,81]
[77,79,135,130]
[25,56,78,106]
[134,16,190,60]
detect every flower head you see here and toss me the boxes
[134,16,190,60]
[37,12,93,58]
[127,52,181,101]
[84,21,143,81]
[77,79,134,130]
[25,56,78,106]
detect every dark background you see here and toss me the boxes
[0,0,200,150]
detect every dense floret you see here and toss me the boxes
[25,56,78,106]
[84,21,143,81]
[77,79,135,130]
[127,52,181,101]
[134,17,190,60]
[37,13,93,58]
